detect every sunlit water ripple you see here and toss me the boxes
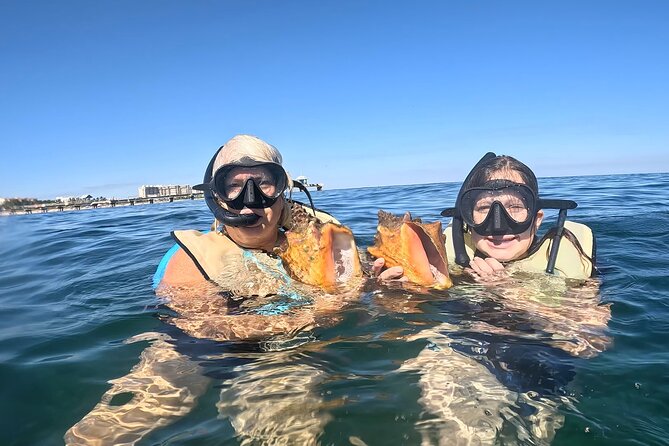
[0,173,667,445]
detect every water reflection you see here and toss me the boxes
[65,270,610,445]
[64,332,208,445]
[389,273,610,445]
[217,352,331,446]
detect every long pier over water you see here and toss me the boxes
[4,193,204,216]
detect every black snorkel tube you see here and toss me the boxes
[193,148,318,228]
[539,199,577,274]
[441,152,578,274]
[441,152,497,267]
[193,147,261,228]
[290,179,317,212]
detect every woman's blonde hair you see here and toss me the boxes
[210,134,294,230]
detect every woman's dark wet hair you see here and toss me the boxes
[464,155,539,194]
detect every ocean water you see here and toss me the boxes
[1,173,668,446]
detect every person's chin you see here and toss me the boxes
[234,230,265,247]
[481,240,521,261]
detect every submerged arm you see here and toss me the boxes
[64,334,209,446]
[486,278,612,358]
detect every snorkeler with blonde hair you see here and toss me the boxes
[65,135,359,446]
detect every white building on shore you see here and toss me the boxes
[55,194,94,203]
[138,185,193,198]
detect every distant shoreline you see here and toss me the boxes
[0,194,204,217]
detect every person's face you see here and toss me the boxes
[470,170,544,262]
[220,166,284,250]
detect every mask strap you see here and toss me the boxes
[291,179,316,211]
[451,152,497,267]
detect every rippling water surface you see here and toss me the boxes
[1,173,668,445]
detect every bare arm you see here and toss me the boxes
[160,248,209,286]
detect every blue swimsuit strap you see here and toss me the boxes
[241,250,293,284]
[153,243,180,289]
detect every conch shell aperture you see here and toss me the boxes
[275,203,362,291]
[368,210,452,289]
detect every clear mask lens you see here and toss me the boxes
[459,183,537,235]
[214,164,287,201]
[465,188,532,225]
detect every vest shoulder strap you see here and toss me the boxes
[510,221,595,279]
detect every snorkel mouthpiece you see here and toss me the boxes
[219,210,261,227]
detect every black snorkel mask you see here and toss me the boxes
[193,147,316,228]
[212,162,288,211]
[220,178,278,210]
[193,146,288,227]
[441,152,578,274]
[458,179,538,236]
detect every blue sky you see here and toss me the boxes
[1,0,667,199]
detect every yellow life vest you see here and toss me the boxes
[444,221,595,280]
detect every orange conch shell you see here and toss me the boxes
[275,203,362,290]
[367,210,452,289]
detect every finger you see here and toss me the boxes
[378,266,404,281]
[484,257,505,272]
[371,258,385,276]
[464,266,478,276]
[471,257,494,275]
[467,259,481,275]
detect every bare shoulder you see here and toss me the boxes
[161,248,208,286]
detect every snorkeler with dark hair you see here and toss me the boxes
[375,152,595,281]
[441,152,595,280]
[372,152,611,444]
